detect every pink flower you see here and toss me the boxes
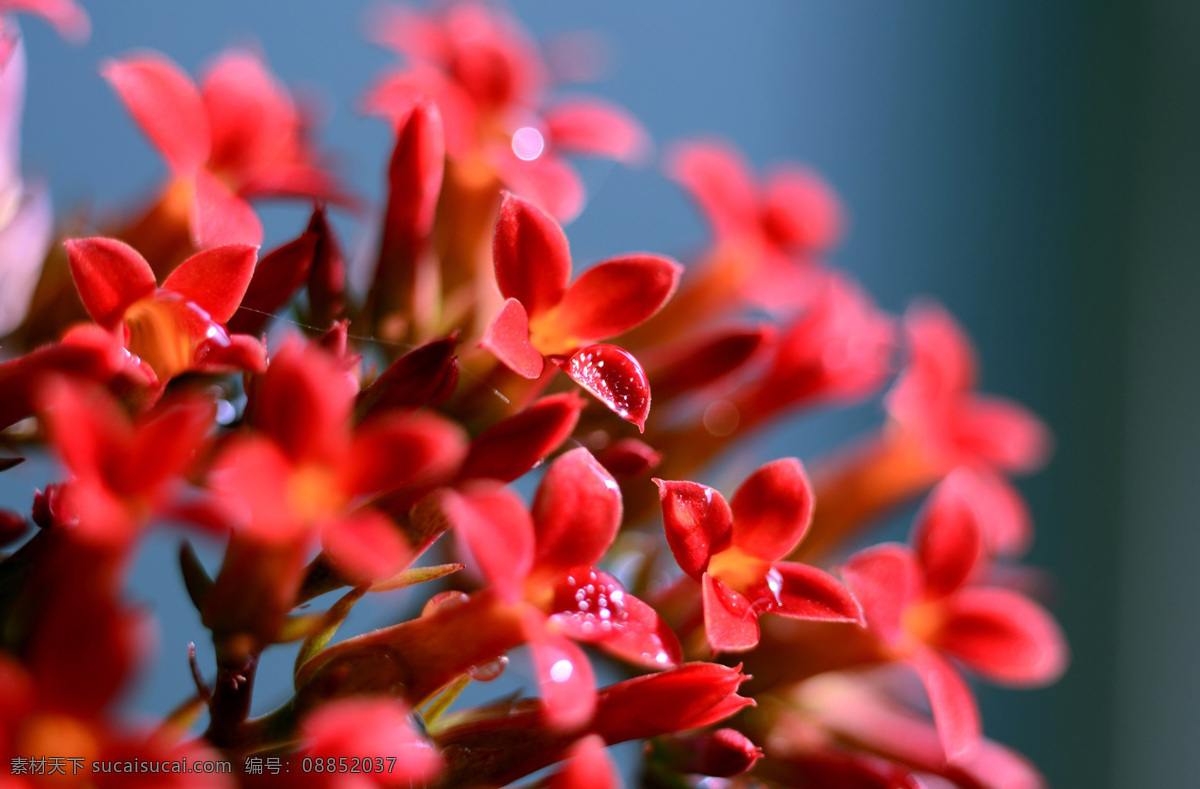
[655,458,864,652]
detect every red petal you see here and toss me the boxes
[886,301,978,428]
[356,335,460,418]
[457,393,583,483]
[38,377,131,483]
[910,647,981,760]
[249,340,356,464]
[345,411,466,497]
[752,561,863,624]
[665,140,758,240]
[442,483,534,604]
[0,0,90,41]
[653,478,733,579]
[661,729,763,778]
[63,237,156,329]
[912,472,986,598]
[227,232,317,335]
[495,150,586,223]
[305,205,348,328]
[194,332,267,374]
[646,323,774,403]
[0,329,130,430]
[532,448,621,571]
[200,49,296,181]
[525,615,597,731]
[302,698,442,782]
[492,191,571,316]
[730,457,814,561]
[190,169,264,247]
[101,52,209,174]
[481,297,544,378]
[953,396,1052,474]
[761,165,843,253]
[958,469,1034,557]
[592,663,754,743]
[548,568,681,670]
[161,243,258,323]
[595,438,661,479]
[321,509,411,585]
[552,255,682,342]
[544,98,650,163]
[380,98,445,249]
[122,396,214,498]
[549,736,619,789]
[558,344,651,430]
[702,573,760,652]
[838,545,921,644]
[938,587,1068,686]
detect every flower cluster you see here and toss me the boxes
[0,3,1067,788]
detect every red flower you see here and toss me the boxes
[64,237,266,386]
[548,735,620,789]
[443,449,680,729]
[655,458,864,652]
[364,1,647,220]
[838,472,1068,759]
[481,192,681,429]
[103,49,345,248]
[887,302,1051,475]
[668,139,842,313]
[214,339,467,584]
[37,378,215,544]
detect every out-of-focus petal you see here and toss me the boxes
[37,377,130,482]
[481,297,544,379]
[63,237,157,329]
[200,49,295,180]
[548,735,620,789]
[190,169,264,247]
[761,165,843,253]
[161,243,258,324]
[442,482,534,604]
[457,393,583,483]
[492,191,571,316]
[729,457,814,561]
[249,340,356,464]
[909,647,980,760]
[960,469,1034,558]
[494,150,585,223]
[595,438,661,479]
[101,52,210,174]
[702,572,760,652]
[532,448,621,571]
[646,323,774,403]
[551,254,682,342]
[592,662,754,743]
[754,561,863,624]
[653,478,733,579]
[938,587,1068,687]
[557,343,651,431]
[524,614,596,732]
[912,471,985,598]
[0,181,53,336]
[953,396,1052,474]
[544,98,650,163]
[345,411,466,496]
[665,140,758,239]
[301,697,442,783]
[0,0,90,41]
[838,544,920,645]
[321,508,411,585]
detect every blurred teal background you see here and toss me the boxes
[6,1,1199,786]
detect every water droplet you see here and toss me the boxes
[557,344,651,431]
[468,655,509,682]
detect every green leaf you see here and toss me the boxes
[293,586,366,684]
[369,562,464,592]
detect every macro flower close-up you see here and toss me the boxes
[0,2,1194,788]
